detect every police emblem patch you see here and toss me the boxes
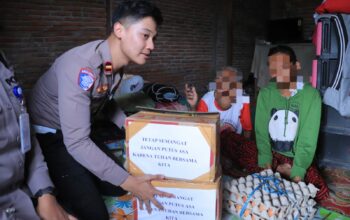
[78,68,95,91]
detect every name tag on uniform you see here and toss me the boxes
[19,112,31,153]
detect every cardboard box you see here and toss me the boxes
[125,110,220,182]
[133,177,222,220]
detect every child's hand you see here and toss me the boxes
[292,176,302,183]
[265,164,272,169]
[276,163,292,177]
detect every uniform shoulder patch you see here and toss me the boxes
[78,68,95,91]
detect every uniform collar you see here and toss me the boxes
[100,40,113,75]
[91,40,113,74]
[97,40,112,65]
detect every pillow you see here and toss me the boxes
[118,75,144,95]
[315,0,350,14]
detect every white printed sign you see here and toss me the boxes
[129,123,211,180]
[136,187,217,220]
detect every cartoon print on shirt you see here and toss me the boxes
[268,108,299,152]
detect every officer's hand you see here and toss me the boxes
[120,175,175,214]
[36,194,77,220]
[184,84,198,110]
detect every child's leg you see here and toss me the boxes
[272,151,293,169]
[238,139,263,174]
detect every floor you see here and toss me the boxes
[318,167,350,217]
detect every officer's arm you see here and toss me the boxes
[57,63,129,186]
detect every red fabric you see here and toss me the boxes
[315,0,350,14]
[220,130,329,202]
[220,130,262,175]
[240,103,253,131]
[196,99,209,112]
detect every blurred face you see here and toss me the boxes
[268,53,290,78]
[119,16,158,65]
[214,69,241,110]
[268,52,298,96]
[215,92,234,110]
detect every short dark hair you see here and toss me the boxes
[112,0,163,27]
[268,45,297,64]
